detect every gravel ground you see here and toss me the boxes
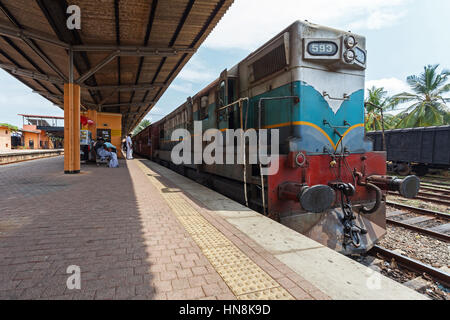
[379,225,449,268]
[354,224,449,300]
[377,225,449,300]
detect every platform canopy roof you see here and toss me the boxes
[0,0,234,134]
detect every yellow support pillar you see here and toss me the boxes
[64,83,81,174]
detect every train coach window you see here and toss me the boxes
[218,81,226,107]
[228,79,236,103]
[200,96,209,120]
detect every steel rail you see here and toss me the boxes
[388,192,450,206]
[386,201,450,220]
[371,245,450,287]
[418,191,450,201]
[386,218,450,242]
[420,185,450,193]
[421,180,450,188]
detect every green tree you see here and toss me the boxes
[133,119,151,136]
[364,86,398,131]
[392,64,450,128]
[0,123,19,131]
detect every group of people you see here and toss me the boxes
[91,134,134,168]
[93,137,119,168]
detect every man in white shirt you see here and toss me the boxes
[126,134,133,160]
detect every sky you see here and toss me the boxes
[1,0,450,127]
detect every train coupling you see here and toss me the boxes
[365,175,420,199]
[278,182,336,213]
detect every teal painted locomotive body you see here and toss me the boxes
[133,21,419,255]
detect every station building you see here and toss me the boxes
[0,124,12,151]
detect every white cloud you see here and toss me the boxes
[366,77,410,96]
[205,0,411,50]
[177,69,215,84]
[170,83,195,95]
[177,56,216,84]
[349,10,406,30]
[366,78,413,114]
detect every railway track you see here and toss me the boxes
[386,201,449,219]
[421,182,450,191]
[420,180,450,188]
[370,245,450,288]
[386,202,450,242]
[420,185,450,193]
[418,191,450,201]
[388,191,450,206]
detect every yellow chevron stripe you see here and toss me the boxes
[336,124,365,149]
[263,121,364,151]
[161,122,364,151]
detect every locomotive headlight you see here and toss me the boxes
[344,36,356,48]
[343,49,355,63]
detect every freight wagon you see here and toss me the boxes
[367,126,450,176]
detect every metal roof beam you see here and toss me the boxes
[22,37,68,82]
[75,48,193,84]
[101,101,154,108]
[33,90,88,111]
[32,90,62,101]
[0,23,69,49]
[82,83,167,92]
[71,45,195,54]
[75,51,117,84]
[0,5,68,83]
[0,63,64,84]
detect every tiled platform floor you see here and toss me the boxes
[0,156,328,300]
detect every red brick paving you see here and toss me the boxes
[0,156,329,300]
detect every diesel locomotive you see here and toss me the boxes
[133,21,420,255]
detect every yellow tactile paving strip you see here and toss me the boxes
[136,160,294,300]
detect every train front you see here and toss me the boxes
[268,22,420,255]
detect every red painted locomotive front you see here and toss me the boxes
[267,151,389,254]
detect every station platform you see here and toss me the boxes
[0,149,64,165]
[0,156,426,300]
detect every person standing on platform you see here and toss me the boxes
[126,134,133,160]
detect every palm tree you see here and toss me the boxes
[392,65,450,128]
[133,119,151,135]
[365,87,398,131]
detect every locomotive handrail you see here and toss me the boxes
[215,97,250,207]
[323,91,350,101]
[323,119,352,129]
[216,98,249,113]
[257,96,299,215]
